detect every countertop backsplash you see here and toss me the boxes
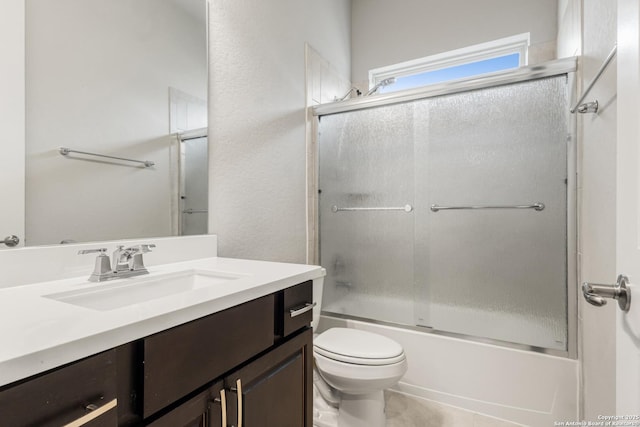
[0,235,218,289]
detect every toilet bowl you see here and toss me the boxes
[311,277,408,427]
[313,328,407,427]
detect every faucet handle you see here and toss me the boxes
[78,248,113,281]
[122,244,155,254]
[78,248,108,255]
[126,244,156,271]
[138,244,156,253]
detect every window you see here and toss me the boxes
[369,33,529,94]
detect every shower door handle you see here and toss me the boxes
[582,275,631,312]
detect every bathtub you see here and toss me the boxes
[318,314,579,427]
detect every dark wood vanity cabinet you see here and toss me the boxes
[145,381,225,427]
[145,323,312,427]
[223,328,313,427]
[0,349,118,427]
[142,281,314,427]
[142,295,275,418]
[0,280,314,427]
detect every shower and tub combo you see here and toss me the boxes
[311,57,578,426]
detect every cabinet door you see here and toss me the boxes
[0,350,117,427]
[146,382,224,427]
[225,328,313,427]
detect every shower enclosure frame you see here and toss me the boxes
[311,57,578,359]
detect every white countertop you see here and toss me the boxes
[0,256,324,387]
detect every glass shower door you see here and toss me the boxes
[416,76,569,350]
[318,74,570,351]
[319,103,416,325]
[180,136,208,235]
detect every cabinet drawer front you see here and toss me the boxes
[143,295,275,418]
[0,350,117,427]
[282,281,313,336]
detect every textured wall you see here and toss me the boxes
[351,0,558,87]
[208,0,351,263]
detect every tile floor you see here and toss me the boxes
[385,390,523,427]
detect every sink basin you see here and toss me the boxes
[43,269,245,311]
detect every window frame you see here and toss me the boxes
[368,33,530,91]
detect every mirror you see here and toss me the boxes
[24,0,208,246]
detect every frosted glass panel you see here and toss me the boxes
[319,104,416,325]
[181,136,208,235]
[419,76,568,350]
[318,75,569,350]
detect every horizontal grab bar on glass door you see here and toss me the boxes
[331,204,413,213]
[182,209,208,214]
[430,202,545,212]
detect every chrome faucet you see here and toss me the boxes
[111,245,131,273]
[129,244,155,271]
[78,248,112,282]
[80,244,156,282]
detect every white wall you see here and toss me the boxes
[557,0,582,58]
[558,0,618,420]
[580,0,618,419]
[208,0,351,263]
[0,0,25,248]
[351,0,558,88]
[25,0,207,245]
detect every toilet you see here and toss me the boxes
[311,277,408,427]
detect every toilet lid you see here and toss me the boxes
[314,328,405,365]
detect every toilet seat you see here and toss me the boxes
[314,328,406,366]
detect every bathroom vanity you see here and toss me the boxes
[0,245,323,427]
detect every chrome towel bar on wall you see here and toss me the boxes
[59,147,155,168]
[570,44,617,114]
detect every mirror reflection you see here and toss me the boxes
[25,0,208,246]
